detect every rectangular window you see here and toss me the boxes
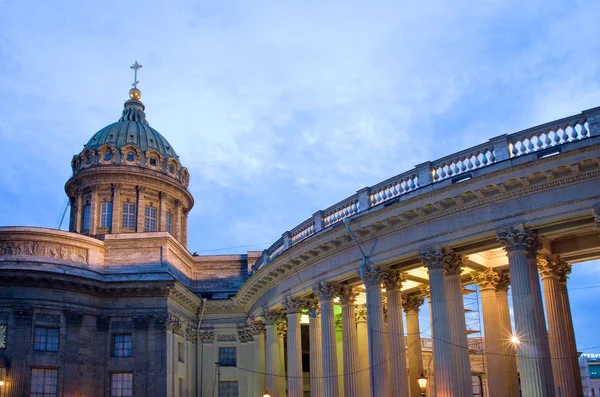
[218,347,237,367]
[178,378,184,397]
[122,203,136,229]
[100,202,113,228]
[33,327,59,352]
[178,340,185,363]
[145,207,157,232]
[112,334,132,357]
[111,373,133,397]
[82,205,91,231]
[219,381,238,397]
[30,368,58,397]
[166,212,173,234]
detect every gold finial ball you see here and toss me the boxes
[129,88,142,100]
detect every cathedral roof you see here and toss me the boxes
[84,98,178,160]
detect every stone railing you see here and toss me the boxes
[251,107,600,271]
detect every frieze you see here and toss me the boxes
[216,334,237,342]
[238,159,600,310]
[0,312,9,321]
[185,323,197,343]
[166,313,183,336]
[111,320,133,330]
[35,313,60,324]
[238,327,254,343]
[199,330,214,343]
[13,307,32,322]
[154,315,168,330]
[133,315,152,330]
[0,240,87,264]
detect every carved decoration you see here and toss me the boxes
[360,264,383,287]
[402,294,424,314]
[337,284,358,305]
[0,240,88,264]
[35,314,60,324]
[418,245,462,274]
[238,327,254,343]
[185,323,198,343]
[496,224,538,254]
[305,297,320,317]
[199,330,214,343]
[282,296,306,314]
[473,268,500,290]
[154,315,168,330]
[314,281,338,300]
[355,304,367,322]
[13,307,32,322]
[419,285,430,298]
[97,316,110,332]
[249,319,266,336]
[538,254,571,281]
[379,269,408,291]
[65,310,84,327]
[496,271,511,293]
[263,309,285,325]
[276,321,287,337]
[217,334,237,342]
[166,313,183,335]
[0,325,6,349]
[593,207,600,229]
[112,320,133,330]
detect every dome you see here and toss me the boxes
[84,99,178,159]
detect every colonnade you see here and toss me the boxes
[248,224,582,397]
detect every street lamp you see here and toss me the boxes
[417,372,428,397]
[262,391,271,397]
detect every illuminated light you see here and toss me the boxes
[263,391,272,397]
[511,335,520,345]
[0,380,4,386]
[333,297,340,303]
[417,372,428,393]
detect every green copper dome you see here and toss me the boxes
[84,99,178,159]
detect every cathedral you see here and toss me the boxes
[1,63,600,397]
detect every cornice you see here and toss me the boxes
[237,148,600,311]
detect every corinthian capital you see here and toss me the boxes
[314,281,339,300]
[473,268,500,290]
[282,296,306,314]
[355,304,367,322]
[359,264,383,287]
[496,224,539,254]
[402,294,424,314]
[418,245,462,273]
[337,284,358,305]
[379,269,407,291]
[277,320,288,337]
[496,270,511,293]
[263,309,284,325]
[538,254,571,281]
[249,318,266,336]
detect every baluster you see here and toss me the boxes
[526,138,534,151]
[511,142,519,156]
[488,150,495,162]
[560,127,569,142]
[544,133,552,147]
[465,157,474,170]
[581,123,589,137]
[474,154,481,167]
[570,125,578,139]
[459,159,467,172]
[391,183,398,196]
[452,163,460,175]
[439,167,447,179]
[408,178,415,190]
[432,168,440,181]
[536,136,544,148]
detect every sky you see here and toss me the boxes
[1,0,600,351]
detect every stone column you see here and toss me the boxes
[335,314,344,397]
[307,298,324,397]
[283,297,305,397]
[173,199,182,240]
[264,310,282,397]
[277,320,287,397]
[88,185,99,235]
[315,282,341,397]
[64,310,84,395]
[418,246,456,397]
[355,304,371,397]
[419,285,436,397]
[539,255,578,397]
[111,184,121,233]
[338,285,360,397]
[73,189,83,233]
[360,265,391,397]
[496,224,556,397]
[473,269,510,397]
[558,264,584,397]
[158,191,167,232]
[251,319,267,397]
[136,185,145,232]
[444,252,473,397]
[181,207,188,247]
[133,315,151,395]
[495,272,521,397]
[380,270,410,397]
[403,294,425,397]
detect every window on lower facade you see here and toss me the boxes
[166,212,173,234]
[145,207,157,232]
[111,372,133,397]
[82,205,91,232]
[178,340,185,363]
[100,202,113,228]
[30,368,58,397]
[33,327,59,352]
[178,378,184,397]
[219,381,238,397]
[219,347,237,367]
[122,203,135,229]
[112,334,132,357]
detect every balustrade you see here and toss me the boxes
[251,108,598,271]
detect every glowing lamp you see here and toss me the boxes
[263,391,272,397]
[417,372,428,396]
[511,335,520,345]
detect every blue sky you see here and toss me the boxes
[1,1,600,350]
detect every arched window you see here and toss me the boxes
[82,204,91,232]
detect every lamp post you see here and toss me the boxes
[262,391,271,397]
[417,372,428,397]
